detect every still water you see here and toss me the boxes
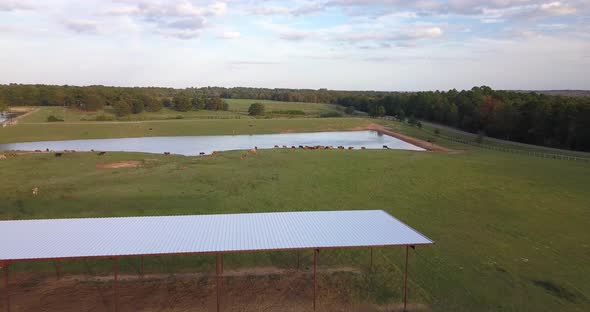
[0,130,424,155]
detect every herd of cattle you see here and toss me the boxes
[1,144,393,159]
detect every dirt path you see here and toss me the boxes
[361,123,450,152]
[4,267,428,312]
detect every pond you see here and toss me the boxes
[0,111,24,125]
[0,130,424,155]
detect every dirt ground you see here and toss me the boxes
[96,161,143,169]
[358,124,450,152]
[2,268,428,312]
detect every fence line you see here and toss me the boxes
[377,116,590,163]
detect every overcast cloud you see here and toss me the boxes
[0,0,588,90]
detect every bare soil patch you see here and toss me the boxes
[4,268,428,312]
[96,161,142,169]
[360,124,450,152]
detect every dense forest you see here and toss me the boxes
[1,84,589,151]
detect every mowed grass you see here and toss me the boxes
[16,106,244,123]
[0,117,372,143]
[224,98,343,115]
[1,148,589,311]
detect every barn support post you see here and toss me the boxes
[140,256,144,278]
[216,253,222,312]
[313,249,319,311]
[55,260,61,280]
[3,262,10,312]
[403,245,409,312]
[370,248,373,271]
[113,257,119,312]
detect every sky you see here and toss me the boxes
[0,0,589,91]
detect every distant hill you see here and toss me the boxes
[511,90,590,97]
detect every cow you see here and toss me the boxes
[32,187,39,196]
[348,147,354,150]
[55,153,63,157]
[199,152,205,155]
[164,152,171,155]
[291,146,296,149]
[274,145,279,148]
[98,152,106,156]
[282,145,287,148]
[361,147,366,150]
[383,145,390,149]
[337,146,345,150]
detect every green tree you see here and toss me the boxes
[344,106,355,114]
[142,94,162,112]
[173,93,192,112]
[113,99,132,117]
[248,103,265,116]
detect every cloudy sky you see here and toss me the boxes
[0,0,589,91]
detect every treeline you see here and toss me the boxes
[1,84,589,151]
[0,84,228,116]
[351,86,590,151]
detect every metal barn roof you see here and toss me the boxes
[0,210,433,261]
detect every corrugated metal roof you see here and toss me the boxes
[0,210,433,261]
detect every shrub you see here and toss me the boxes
[248,103,265,116]
[274,110,305,115]
[46,115,64,122]
[319,111,343,118]
[344,106,355,114]
[434,128,440,135]
[94,114,114,121]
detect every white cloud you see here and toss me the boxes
[62,19,100,34]
[540,1,576,15]
[0,0,35,11]
[218,30,241,39]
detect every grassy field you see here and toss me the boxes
[1,104,589,311]
[224,98,343,116]
[0,117,371,144]
[16,106,245,123]
[1,149,589,311]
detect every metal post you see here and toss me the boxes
[313,249,319,311]
[370,248,373,271]
[113,257,119,312]
[3,262,9,312]
[55,260,61,280]
[140,257,144,278]
[216,254,222,312]
[404,246,409,312]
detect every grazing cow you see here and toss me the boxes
[199,152,205,155]
[91,149,95,152]
[299,145,304,149]
[338,146,344,150]
[45,148,49,152]
[282,145,287,148]
[361,147,366,150]
[291,146,296,149]
[249,148,257,154]
[254,146,258,150]
[32,187,39,196]
[274,145,279,148]
[164,152,171,155]
[348,147,354,150]
[98,152,106,156]
[383,145,389,149]
[55,153,63,157]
